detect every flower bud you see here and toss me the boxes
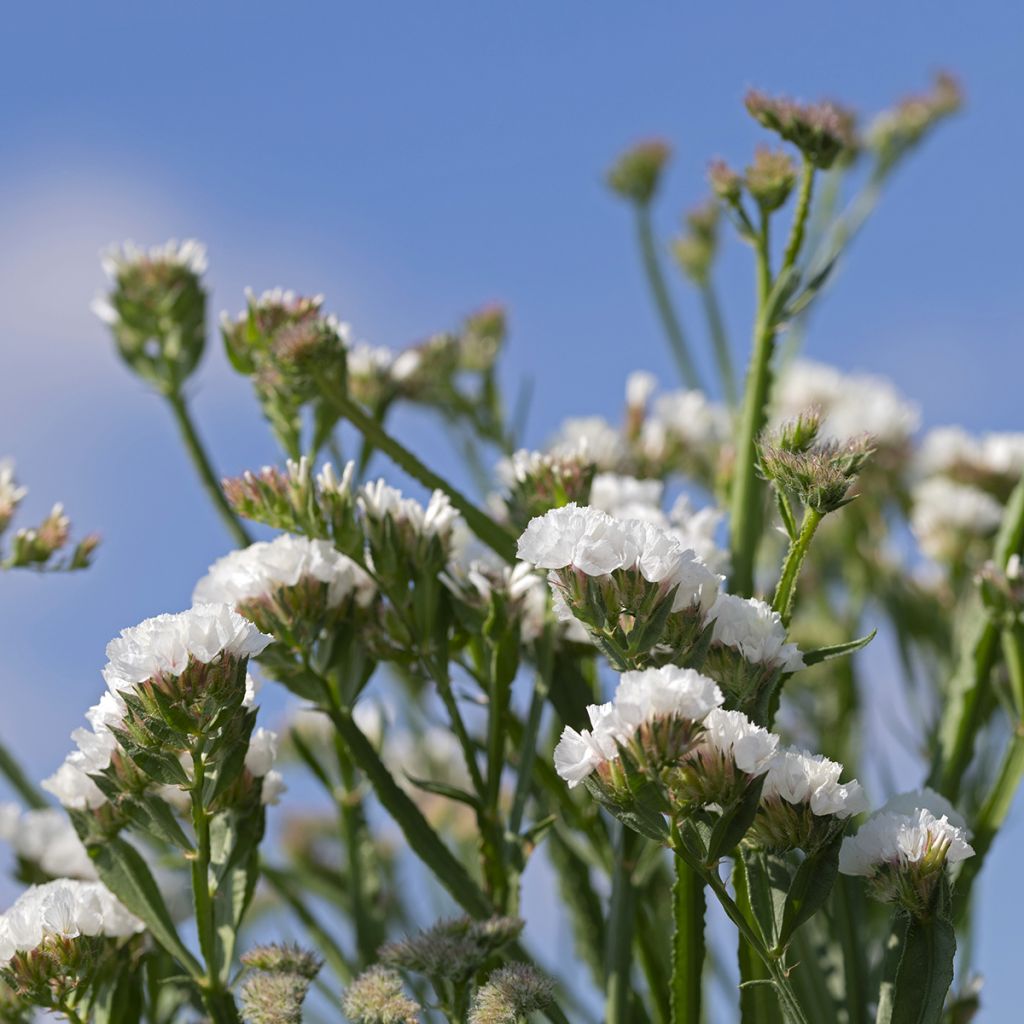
[495,448,596,529]
[93,240,207,394]
[868,72,962,171]
[758,433,874,515]
[607,140,672,205]
[0,460,27,536]
[745,146,797,212]
[469,963,555,1024]
[673,203,720,283]
[241,942,323,979]
[708,159,743,205]
[744,90,857,169]
[342,966,420,1024]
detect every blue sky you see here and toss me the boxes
[1,2,1022,1016]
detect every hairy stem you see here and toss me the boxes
[636,204,703,391]
[772,506,823,625]
[604,827,640,1024]
[670,857,705,1024]
[781,160,816,276]
[166,392,251,547]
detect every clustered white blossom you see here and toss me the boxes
[588,473,665,522]
[517,503,721,613]
[548,417,628,471]
[0,457,27,529]
[773,359,920,447]
[705,593,805,673]
[43,606,272,810]
[358,480,460,542]
[762,748,868,818]
[0,879,143,962]
[245,727,287,805]
[839,790,974,875]
[910,477,1003,561]
[639,388,731,463]
[699,708,779,777]
[554,666,723,787]
[917,425,1024,484]
[0,805,96,880]
[99,238,208,283]
[193,534,376,610]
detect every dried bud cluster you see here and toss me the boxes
[468,963,555,1024]
[342,965,421,1024]
[745,90,857,168]
[745,146,797,212]
[239,943,322,1024]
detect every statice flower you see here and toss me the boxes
[588,473,665,523]
[910,477,1003,562]
[518,504,720,667]
[839,790,974,915]
[494,447,595,528]
[703,594,804,710]
[0,879,143,962]
[917,426,1024,501]
[359,481,459,542]
[442,559,549,643]
[668,496,731,576]
[548,416,628,471]
[554,666,722,790]
[0,459,27,533]
[639,390,730,478]
[194,534,375,643]
[752,748,867,852]
[0,806,96,880]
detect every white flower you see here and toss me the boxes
[589,473,666,524]
[548,416,627,471]
[245,727,279,778]
[194,535,376,611]
[99,238,207,281]
[981,432,1024,478]
[626,370,658,410]
[773,359,919,446]
[668,496,731,576]
[102,604,272,692]
[910,478,1003,560]
[41,761,107,811]
[0,806,96,880]
[553,702,627,788]
[878,787,970,833]
[839,807,974,878]
[706,594,804,672]
[916,426,980,478]
[517,504,720,613]
[0,458,27,524]
[0,880,143,962]
[260,770,288,806]
[700,708,779,776]
[612,666,722,729]
[358,481,460,541]
[762,748,867,818]
[640,390,730,460]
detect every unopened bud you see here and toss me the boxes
[708,159,743,204]
[342,966,420,1024]
[607,140,672,205]
[745,90,857,169]
[469,963,555,1024]
[745,146,797,212]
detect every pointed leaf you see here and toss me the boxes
[802,629,877,667]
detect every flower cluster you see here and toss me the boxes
[0,806,95,881]
[518,504,721,667]
[744,90,857,168]
[839,790,975,916]
[910,477,1003,564]
[493,446,596,528]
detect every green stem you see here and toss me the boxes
[700,281,736,406]
[508,665,550,838]
[670,857,705,1024]
[728,215,775,598]
[780,160,816,277]
[166,392,251,547]
[636,204,703,391]
[833,875,870,1024]
[604,827,640,1024]
[0,736,47,808]
[335,742,381,966]
[56,1003,86,1024]
[932,475,1024,798]
[189,742,238,1024]
[772,507,823,625]
[320,379,517,563]
[733,859,782,1024]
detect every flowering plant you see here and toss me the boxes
[1,70,1012,1024]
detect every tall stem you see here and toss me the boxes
[0,737,47,808]
[604,827,640,1024]
[781,161,816,277]
[636,204,703,391]
[700,281,736,406]
[189,741,238,1024]
[166,392,251,547]
[670,857,705,1024]
[772,507,823,625]
[728,215,775,597]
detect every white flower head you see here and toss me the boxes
[0,879,143,963]
[102,604,272,693]
[763,748,867,819]
[245,727,279,778]
[640,389,730,463]
[0,806,96,880]
[612,666,722,730]
[626,370,658,410]
[700,708,779,776]
[548,416,628,471]
[589,473,665,524]
[358,481,460,543]
[910,478,1002,561]
[668,496,731,576]
[0,458,27,529]
[706,594,804,672]
[553,701,628,789]
[99,238,207,282]
[194,534,376,612]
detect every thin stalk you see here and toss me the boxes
[319,379,517,563]
[604,827,640,1024]
[0,737,47,808]
[700,281,736,406]
[56,1003,86,1024]
[733,859,782,1024]
[636,203,703,391]
[335,741,381,966]
[833,875,870,1024]
[508,670,548,838]
[780,160,816,277]
[728,214,775,598]
[932,475,1024,797]
[189,741,238,1024]
[166,392,251,547]
[670,857,705,1024]
[772,507,823,625]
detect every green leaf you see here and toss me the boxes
[707,775,765,862]
[802,629,877,667]
[779,832,842,944]
[740,848,789,951]
[885,914,956,1024]
[405,772,482,810]
[84,833,202,979]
